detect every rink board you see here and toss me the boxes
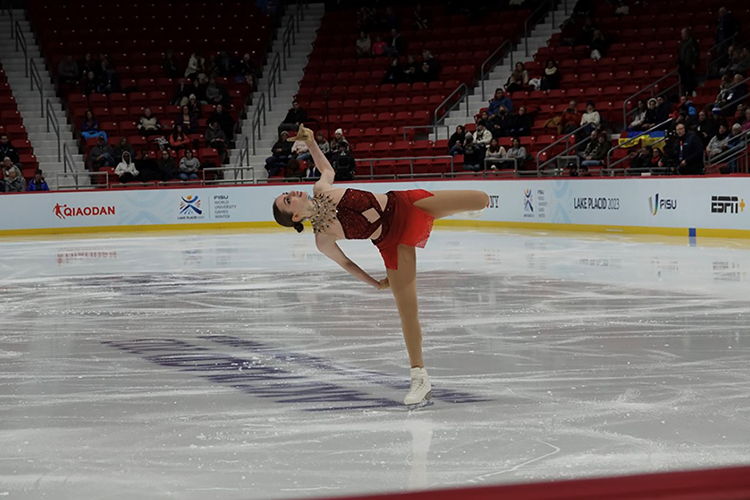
[1,177,748,237]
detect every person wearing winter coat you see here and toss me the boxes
[706,124,730,158]
[179,150,201,180]
[137,108,162,138]
[114,152,139,183]
[27,169,49,191]
[4,165,25,192]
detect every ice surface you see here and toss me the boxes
[1,229,750,500]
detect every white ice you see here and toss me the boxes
[1,228,750,500]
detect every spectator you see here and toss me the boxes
[462,134,483,172]
[279,100,308,134]
[187,94,202,118]
[726,123,745,171]
[96,53,110,75]
[237,52,259,81]
[78,53,98,79]
[485,138,507,170]
[135,150,163,181]
[491,106,514,137]
[733,103,747,124]
[422,50,440,80]
[285,158,304,180]
[559,100,580,135]
[292,139,312,162]
[589,30,608,60]
[674,95,698,124]
[579,132,611,170]
[413,4,429,30]
[265,131,293,177]
[511,106,532,136]
[3,164,25,192]
[402,55,419,83]
[169,124,191,151]
[629,145,654,172]
[386,28,405,57]
[417,61,436,83]
[27,169,49,191]
[329,128,349,152]
[205,77,228,106]
[474,122,493,148]
[678,28,700,96]
[628,100,648,131]
[315,133,330,156]
[513,62,530,86]
[383,58,404,84]
[707,123,730,158]
[741,108,750,132]
[372,36,387,57]
[574,16,597,46]
[82,71,99,95]
[332,143,356,181]
[506,137,528,169]
[98,62,120,94]
[540,60,560,90]
[176,105,198,135]
[488,88,514,117]
[696,110,718,147]
[88,136,115,170]
[178,150,200,181]
[113,137,135,164]
[505,73,524,94]
[476,109,493,129]
[162,49,181,79]
[722,74,748,115]
[114,151,139,183]
[0,134,19,164]
[158,149,178,181]
[580,101,601,136]
[137,107,162,138]
[356,31,372,58]
[715,7,737,58]
[172,78,192,106]
[448,125,466,155]
[213,51,236,78]
[57,55,80,86]
[2,156,22,179]
[727,48,750,76]
[208,104,234,142]
[662,122,704,174]
[81,110,107,142]
[184,52,206,80]
[655,95,671,124]
[204,121,228,163]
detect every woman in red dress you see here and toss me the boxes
[273,125,488,408]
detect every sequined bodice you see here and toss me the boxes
[336,188,385,240]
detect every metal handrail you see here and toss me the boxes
[705,32,740,79]
[14,21,27,77]
[281,14,295,71]
[56,171,108,191]
[63,142,79,174]
[0,0,13,40]
[538,134,596,176]
[715,75,750,115]
[480,40,513,101]
[357,155,455,179]
[707,128,750,171]
[46,99,61,162]
[524,0,565,57]
[433,83,469,135]
[202,165,256,185]
[606,118,674,168]
[622,69,679,128]
[603,135,670,175]
[402,124,450,142]
[235,135,251,171]
[267,52,281,111]
[535,122,589,170]
[250,92,267,155]
[30,59,44,117]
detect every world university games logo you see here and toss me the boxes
[648,194,677,215]
[180,195,202,215]
[523,189,533,212]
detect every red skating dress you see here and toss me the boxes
[337,188,434,270]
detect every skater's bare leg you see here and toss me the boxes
[386,244,423,368]
[413,190,489,220]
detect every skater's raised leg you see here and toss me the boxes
[413,190,489,220]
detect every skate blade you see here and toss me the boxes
[406,391,433,411]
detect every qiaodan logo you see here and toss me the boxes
[648,194,677,215]
[54,203,116,220]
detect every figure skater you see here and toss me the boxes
[272,125,488,408]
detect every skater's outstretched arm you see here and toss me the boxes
[316,235,387,289]
[292,125,335,191]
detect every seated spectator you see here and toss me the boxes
[204,121,228,163]
[0,134,19,164]
[82,71,99,95]
[491,106,514,137]
[579,132,611,171]
[158,149,178,181]
[558,100,580,135]
[184,52,206,80]
[237,52,259,81]
[213,51,237,78]
[172,78,193,106]
[329,128,349,152]
[448,125,466,155]
[462,134,483,172]
[58,55,80,86]
[641,98,660,130]
[332,143,356,181]
[413,4,429,30]
[176,105,198,134]
[81,109,107,142]
[386,28,405,57]
[474,122,493,148]
[674,95,698,124]
[205,77,228,106]
[3,164,25,192]
[580,101,601,136]
[629,145,654,172]
[509,62,530,87]
[208,104,235,142]
[137,108,162,138]
[169,124,191,150]
[88,136,115,170]
[113,137,135,164]
[135,150,163,181]
[476,110,493,129]
[285,158,304,180]
[417,61,436,82]
[741,108,750,132]
[485,138,507,170]
[422,50,440,80]
[179,150,200,180]
[505,73,524,94]
[356,31,372,58]
[2,156,23,180]
[187,94,202,118]
[589,30,608,59]
[279,100,308,134]
[488,88,514,116]
[98,62,120,94]
[733,103,747,124]
[383,58,404,84]
[511,106,532,136]
[162,49,181,79]
[292,139,312,162]
[651,147,664,169]
[315,133,330,157]
[628,100,647,131]
[506,137,528,169]
[265,131,293,177]
[78,53,98,79]
[655,96,671,123]
[707,123,730,158]
[696,111,718,147]
[372,36,387,57]
[403,55,419,83]
[540,59,560,90]
[114,151,139,183]
[27,169,49,191]
[726,123,745,172]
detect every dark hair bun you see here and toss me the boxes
[294,222,304,233]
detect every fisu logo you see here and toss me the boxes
[648,194,677,215]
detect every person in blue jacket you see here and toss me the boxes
[27,169,50,191]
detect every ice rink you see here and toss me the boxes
[2,228,750,500]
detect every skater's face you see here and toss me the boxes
[275,191,309,222]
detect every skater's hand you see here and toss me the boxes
[377,278,390,290]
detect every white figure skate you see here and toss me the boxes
[405,367,433,410]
